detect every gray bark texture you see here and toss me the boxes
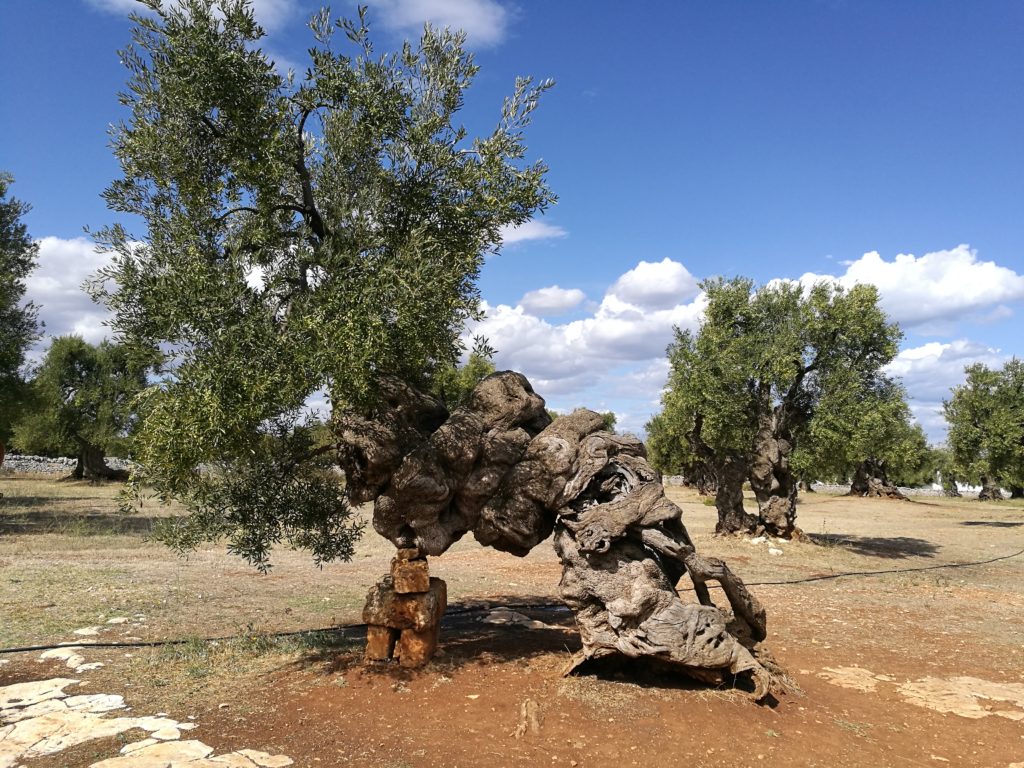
[748,404,805,539]
[942,476,962,498]
[712,456,758,535]
[849,458,907,500]
[336,371,787,698]
[749,426,800,538]
[71,440,129,482]
[978,476,1003,501]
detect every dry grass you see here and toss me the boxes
[4,475,1023,768]
[3,473,1023,719]
[0,474,561,653]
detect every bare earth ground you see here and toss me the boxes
[1,474,1023,767]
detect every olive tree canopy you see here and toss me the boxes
[0,173,40,463]
[92,0,555,568]
[794,375,930,497]
[11,336,154,480]
[654,277,901,537]
[944,359,1024,499]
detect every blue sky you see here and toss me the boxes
[2,0,1022,438]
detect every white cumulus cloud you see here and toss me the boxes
[468,258,707,416]
[608,258,699,310]
[27,237,115,353]
[519,285,585,316]
[85,0,300,32]
[793,245,1024,329]
[886,339,1005,403]
[498,220,567,247]
[370,0,511,46]
[885,338,1007,441]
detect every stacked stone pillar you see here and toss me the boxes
[362,548,447,667]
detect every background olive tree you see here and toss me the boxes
[91,0,555,568]
[793,376,930,497]
[0,173,40,467]
[653,277,901,537]
[944,359,1024,499]
[430,339,496,410]
[11,336,155,479]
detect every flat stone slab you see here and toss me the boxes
[0,677,292,768]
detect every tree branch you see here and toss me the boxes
[199,115,224,138]
[293,108,328,242]
[215,203,306,223]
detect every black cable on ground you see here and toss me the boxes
[731,544,1024,588]
[1,547,1020,658]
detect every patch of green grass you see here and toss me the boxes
[0,563,137,646]
[155,626,358,664]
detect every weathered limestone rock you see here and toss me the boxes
[0,678,293,768]
[339,371,787,697]
[364,626,399,661]
[363,558,447,668]
[391,549,430,593]
[363,577,447,631]
[396,623,442,668]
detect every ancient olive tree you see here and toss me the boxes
[11,336,154,480]
[91,0,554,567]
[87,2,796,691]
[0,173,40,467]
[929,445,962,497]
[944,359,1024,500]
[794,376,929,498]
[656,277,901,537]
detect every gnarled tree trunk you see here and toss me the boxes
[713,456,758,535]
[681,462,716,496]
[695,472,717,496]
[71,440,129,482]
[942,477,962,497]
[978,476,1003,501]
[337,372,789,698]
[748,416,800,538]
[849,457,906,499]
[686,415,757,535]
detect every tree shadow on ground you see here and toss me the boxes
[289,597,578,673]
[284,597,767,699]
[0,495,98,509]
[0,509,164,536]
[807,533,940,559]
[960,520,1024,528]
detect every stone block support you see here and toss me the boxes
[362,550,446,667]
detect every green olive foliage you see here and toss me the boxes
[663,278,900,458]
[0,173,40,449]
[793,375,931,487]
[944,359,1024,493]
[90,1,554,567]
[430,339,496,410]
[11,336,155,473]
[654,277,901,530]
